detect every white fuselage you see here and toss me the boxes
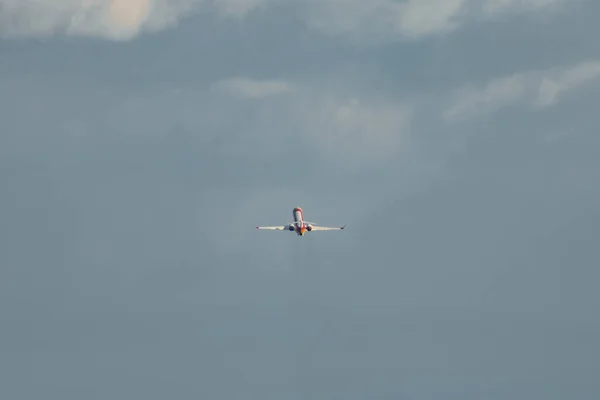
[293,207,306,236]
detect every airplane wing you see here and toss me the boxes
[256,225,289,231]
[310,224,346,231]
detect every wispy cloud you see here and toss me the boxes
[0,0,182,40]
[300,0,467,42]
[0,0,580,41]
[443,60,600,120]
[212,0,265,18]
[443,73,534,120]
[91,73,411,166]
[298,0,579,42]
[212,76,412,166]
[482,0,575,15]
[209,74,411,164]
[0,0,263,41]
[211,77,294,99]
[535,60,600,107]
[297,94,412,163]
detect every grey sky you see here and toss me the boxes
[1,1,599,399]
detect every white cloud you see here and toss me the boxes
[211,77,294,99]
[399,0,467,38]
[300,0,467,42]
[443,73,534,120]
[208,76,412,166]
[90,73,411,167]
[483,0,574,15]
[0,0,579,41]
[298,94,412,163]
[297,0,578,42]
[212,0,265,18]
[0,0,182,40]
[444,60,600,120]
[535,60,600,107]
[0,0,263,41]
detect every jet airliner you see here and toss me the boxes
[256,207,346,236]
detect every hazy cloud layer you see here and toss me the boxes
[0,0,224,40]
[87,75,412,166]
[0,0,583,41]
[483,0,574,14]
[444,59,600,120]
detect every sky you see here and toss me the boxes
[1,0,600,399]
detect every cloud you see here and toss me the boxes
[0,0,579,41]
[211,77,294,99]
[535,60,600,107]
[443,73,534,120]
[300,0,467,42]
[87,73,410,167]
[0,0,263,41]
[218,80,412,166]
[0,0,168,40]
[482,0,575,15]
[299,0,578,42]
[206,74,411,165]
[212,0,265,18]
[297,94,412,163]
[443,59,600,120]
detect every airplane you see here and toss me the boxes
[256,207,346,236]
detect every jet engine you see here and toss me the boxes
[306,224,313,231]
[288,225,295,231]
